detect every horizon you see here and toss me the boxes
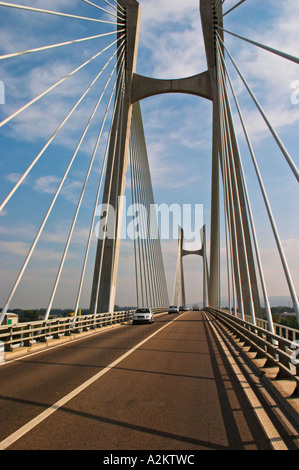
[2,295,296,312]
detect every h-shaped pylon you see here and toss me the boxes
[90,0,261,319]
[172,226,208,309]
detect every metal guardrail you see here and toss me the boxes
[235,311,299,343]
[0,308,167,353]
[205,307,299,397]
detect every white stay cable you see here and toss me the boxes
[74,58,125,318]
[217,47,244,319]
[81,0,125,20]
[219,115,237,317]
[217,39,274,331]
[133,112,154,307]
[131,110,153,306]
[218,52,256,325]
[129,138,140,307]
[130,113,149,306]
[0,36,125,213]
[219,89,242,318]
[0,42,125,325]
[216,38,299,323]
[44,44,125,321]
[107,0,126,14]
[0,2,123,25]
[131,118,145,305]
[215,0,224,8]
[222,172,233,316]
[223,0,246,17]
[217,33,299,183]
[217,87,234,316]
[130,116,145,307]
[0,30,124,61]
[135,108,164,307]
[102,0,126,15]
[92,70,125,315]
[217,26,299,64]
[131,103,169,307]
[135,106,165,308]
[0,36,122,128]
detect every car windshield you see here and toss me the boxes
[135,308,150,313]
[170,306,177,308]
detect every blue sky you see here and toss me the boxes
[0,0,298,311]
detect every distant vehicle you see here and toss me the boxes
[168,305,179,314]
[192,304,200,311]
[179,306,185,312]
[132,308,154,324]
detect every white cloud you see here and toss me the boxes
[5,173,23,183]
[34,175,83,204]
[42,225,90,245]
[0,239,77,261]
[0,223,36,238]
[138,0,206,78]
[4,0,78,8]
[0,0,117,156]
[34,175,61,194]
[224,0,299,140]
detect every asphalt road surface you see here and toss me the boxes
[0,310,298,451]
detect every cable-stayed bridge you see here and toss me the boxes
[0,0,298,451]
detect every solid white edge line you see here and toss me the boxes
[0,312,183,450]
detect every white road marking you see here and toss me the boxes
[0,313,182,450]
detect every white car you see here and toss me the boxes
[132,308,154,324]
[168,305,179,314]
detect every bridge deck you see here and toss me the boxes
[0,311,298,451]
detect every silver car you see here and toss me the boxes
[132,308,154,324]
[168,305,179,314]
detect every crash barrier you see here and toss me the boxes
[205,307,299,397]
[0,308,167,353]
[233,311,299,343]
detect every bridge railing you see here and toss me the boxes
[206,307,299,395]
[0,311,129,352]
[0,308,167,353]
[231,311,299,342]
